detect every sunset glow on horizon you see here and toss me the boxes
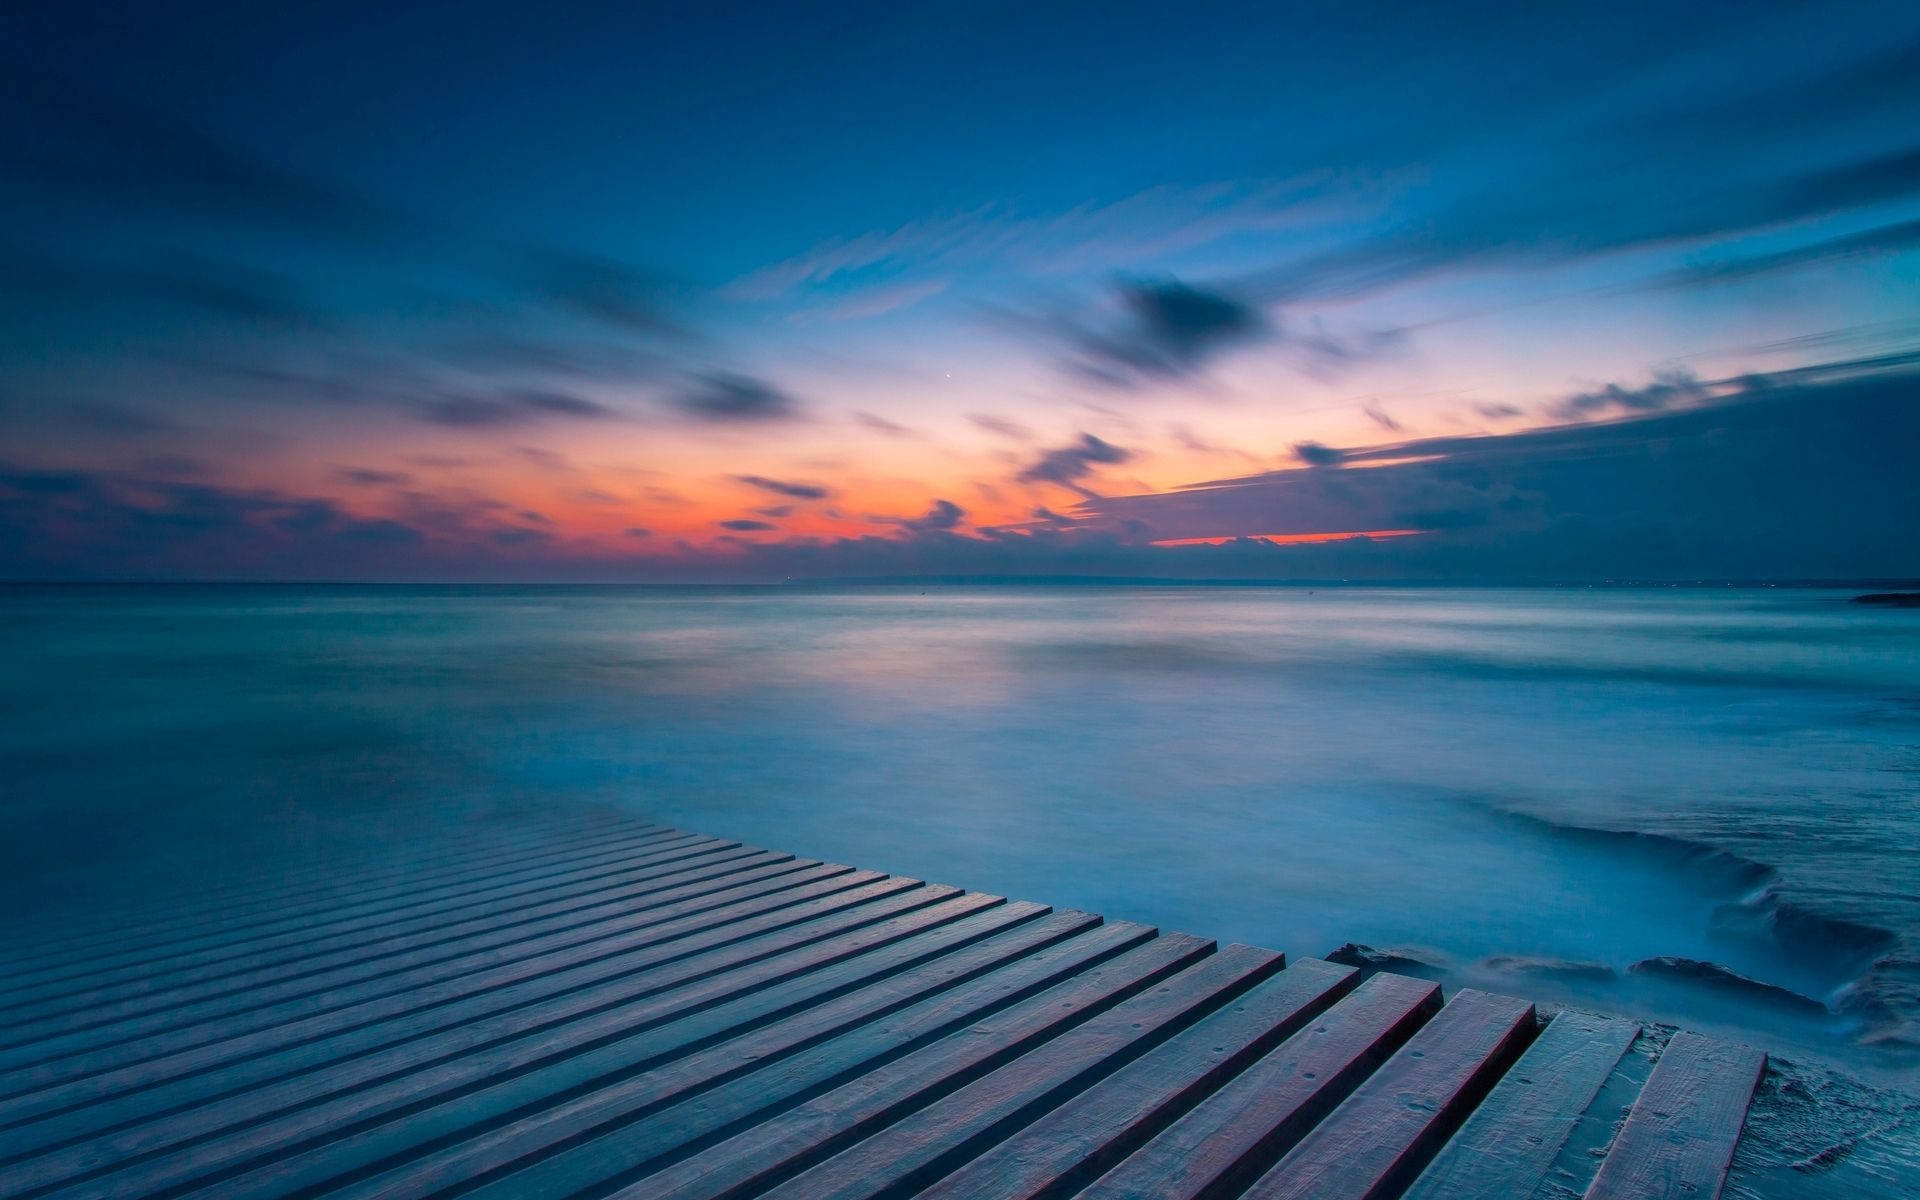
[3,2,1917,581]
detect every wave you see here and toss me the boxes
[1491,804,1900,969]
[1489,804,1778,892]
[1628,956,1832,1016]
[1714,888,1900,977]
[1482,800,1918,1051]
[1834,957,1920,1051]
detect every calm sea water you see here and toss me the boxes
[2,583,1917,1189]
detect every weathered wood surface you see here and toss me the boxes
[1,829,720,1012]
[1403,1009,1639,1200]
[1584,1031,1767,1200]
[0,814,1769,1200]
[2,813,661,967]
[1,824,698,996]
[914,956,1361,1200]
[1244,988,1540,1200]
[0,836,771,1033]
[1081,970,1441,1200]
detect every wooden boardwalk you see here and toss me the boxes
[0,812,1768,1200]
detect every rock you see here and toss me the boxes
[1326,942,1442,976]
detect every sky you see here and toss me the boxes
[2,0,1918,582]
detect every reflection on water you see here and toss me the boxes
[3,583,1917,1096]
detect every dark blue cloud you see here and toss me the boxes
[1653,218,1920,288]
[1064,280,1269,386]
[673,374,802,422]
[488,526,553,547]
[1292,441,1346,467]
[1362,405,1402,432]
[333,467,413,487]
[890,499,966,533]
[2,254,326,327]
[1017,433,1133,499]
[4,356,1914,582]
[0,65,396,238]
[1240,86,1920,310]
[508,246,683,336]
[1078,356,1920,580]
[0,465,424,579]
[417,390,617,428]
[1551,369,1707,420]
[734,474,832,500]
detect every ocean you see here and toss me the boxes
[2,582,1916,1191]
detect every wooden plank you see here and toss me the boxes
[1080,970,1441,1200]
[1,821,714,990]
[1404,1009,1639,1200]
[0,824,696,994]
[165,896,1040,1200]
[6,812,646,945]
[10,875,926,1170]
[0,846,797,1052]
[24,892,1020,1200]
[0,817,666,969]
[751,943,1286,1200]
[1584,1031,1765,1200]
[561,921,1176,1200]
[0,852,830,1077]
[633,933,1217,1200]
[318,910,1111,1200]
[0,839,774,1031]
[916,957,1362,1200]
[1245,987,1538,1200]
[0,830,723,1014]
[0,829,721,1009]
[0,818,629,964]
[0,820,1778,1200]
[0,860,863,1112]
[0,874,935,1171]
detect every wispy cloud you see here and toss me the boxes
[725,180,1327,302]
[801,278,950,322]
[333,467,413,486]
[1551,367,1706,420]
[969,413,1034,440]
[852,411,921,438]
[1017,433,1133,500]
[417,389,619,428]
[670,373,804,422]
[877,498,966,534]
[1653,218,1920,289]
[734,474,832,500]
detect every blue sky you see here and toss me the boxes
[2,0,1918,580]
